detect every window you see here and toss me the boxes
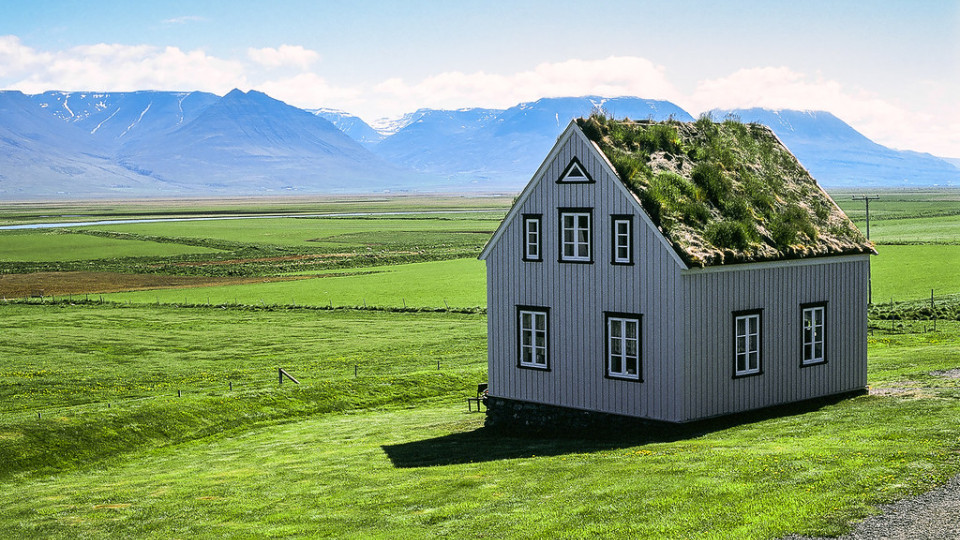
[801,302,826,365]
[605,313,642,381]
[733,310,762,377]
[518,307,549,369]
[611,215,633,264]
[557,157,594,183]
[559,209,592,262]
[522,214,542,262]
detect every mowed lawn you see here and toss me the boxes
[3,347,960,538]
[0,303,487,413]
[97,258,487,308]
[0,229,220,262]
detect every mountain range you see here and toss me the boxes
[1,89,957,199]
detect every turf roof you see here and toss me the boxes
[576,114,875,267]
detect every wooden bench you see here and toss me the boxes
[466,383,488,412]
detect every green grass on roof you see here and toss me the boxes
[577,114,874,267]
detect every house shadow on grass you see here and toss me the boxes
[382,391,864,468]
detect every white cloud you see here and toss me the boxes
[359,56,680,118]
[684,67,960,157]
[162,16,205,25]
[247,45,320,70]
[1,36,247,93]
[1,36,956,157]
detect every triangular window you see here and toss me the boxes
[557,157,594,183]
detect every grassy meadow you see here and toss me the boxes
[1,191,959,538]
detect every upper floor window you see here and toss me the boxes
[518,306,549,370]
[801,303,826,366]
[611,215,633,265]
[733,309,762,377]
[558,209,592,263]
[557,157,594,183]
[522,214,542,262]
[605,312,642,381]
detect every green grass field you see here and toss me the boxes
[872,244,960,302]
[2,192,960,537]
[84,214,503,248]
[1,302,959,538]
[97,258,486,308]
[0,229,220,262]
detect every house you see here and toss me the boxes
[478,115,875,429]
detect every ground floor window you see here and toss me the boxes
[605,312,641,381]
[801,303,826,365]
[734,310,762,377]
[517,307,549,369]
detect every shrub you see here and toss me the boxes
[770,207,817,248]
[707,220,753,250]
[691,162,731,205]
[722,196,752,222]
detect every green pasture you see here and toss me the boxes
[83,214,503,248]
[1,301,960,538]
[97,258,487,308]
[0,229,220,262]
[0,303,486,414]
[872,244,960,302]
[832,189,960,221]
[0,195,513,226]
[93,246,951,307]
[864,214,960,244]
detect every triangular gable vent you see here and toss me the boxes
[557,157,594,183]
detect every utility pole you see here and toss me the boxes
[852,195,880,240]
[852,195,880,305]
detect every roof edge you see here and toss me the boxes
[479,120,582,261]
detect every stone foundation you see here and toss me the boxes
[484,396,671,436]
[484,389,868,437]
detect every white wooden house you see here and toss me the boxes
[478,116,874,427]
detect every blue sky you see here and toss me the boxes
[1,0,958,156]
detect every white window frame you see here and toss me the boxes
[518,307,548,369]
[606,313,641,381]
[612,216,632,264]
[522,215,541,261]
[801,304,826,365]
[559,210,591,262]
[734,311,762,377]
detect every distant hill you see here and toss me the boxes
[0,91,161,199]
[373,96,694,188]
[711,108,959,187]
[2,89,431,198]
[2,89,958,199]
[31,91,220,147]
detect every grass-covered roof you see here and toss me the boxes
[576,114,875,267]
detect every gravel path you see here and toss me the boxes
[783,474,960,539]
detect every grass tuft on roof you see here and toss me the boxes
[576,114,875,267]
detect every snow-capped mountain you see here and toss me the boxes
[712,108,959,187]
[3,89,958,199]
[2,89,430,198]
[32,91,220,147]
[0,91,160,199]
[310,108,383,148]
[372,96,694,187]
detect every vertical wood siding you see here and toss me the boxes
[484,126,869,423]
[680,257,869,420]
[485,131,686,422]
